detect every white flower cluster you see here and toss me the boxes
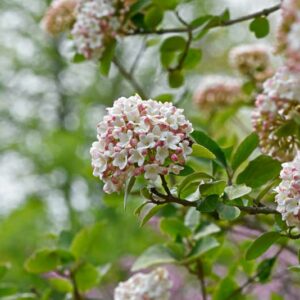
[277,0,300,70]
[71,0,117,59]
[42,0,77,35]
[90,95,193,194]
[275,152,300,227]
[262,67,300,100]
[193,76,243,111]
[229,44,273,81]
[114,268,172,300]
[252,67,300,161]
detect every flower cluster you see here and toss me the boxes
[275,152,300,228]
[277,0,300,71]
[42,0,77,35]
[229,44,273,82]
[193,76,243,111]
[114,268,172,300]
[252,67,300,162]
[71,0,131,59]
[90,95,193,194]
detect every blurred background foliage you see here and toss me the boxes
[0,0,294,299]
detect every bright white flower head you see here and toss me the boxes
[229,44,273,81]
[252,67,300,162]
[193,76,243,111]
[114,268,172,300]
[275,152,300,228]
[90,95,193,193]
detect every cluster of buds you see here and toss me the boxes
[252,67,300,162]
[193,76,243,112]
[71,0,131,59]
[229,44,274,82]
[276,0,300,71]
[90,95,193,194]
[42,0,77,35]
[275,152,300,228]
[114,268,172,300]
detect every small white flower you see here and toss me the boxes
[118,130,133,147]
[138,133,156,149]
[129,149,145,167]
[103,179,117,194]
[161,132,181,150]
[156,146,169,164]
[112,150,128,170]
[169,164,184,175]
[144,164,161,181]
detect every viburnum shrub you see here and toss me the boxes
[23,0,300,299]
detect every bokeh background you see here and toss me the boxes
[2,0,296,299]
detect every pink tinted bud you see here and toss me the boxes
[176,148,183,154]
[161,168,168,175]
[171,154,178,162]
[142,149,148,156]
[156,140,165,147]
[130,138,138,147]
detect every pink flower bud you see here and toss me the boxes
[171,154,178,162]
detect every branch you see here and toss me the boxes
[149,188,279,215]
[112,57,147,99]
[222,3,281,26]
[236,205,279,215]
[125,3,280,36]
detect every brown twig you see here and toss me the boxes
[125,4,281,36]
[112,57,148,99]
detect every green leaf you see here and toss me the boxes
[191,130,227,167]
[153,0,180,10]
[168,70,184,88]
[144,5,163,28]
[124,176,136,210]
[274,119,297,137]
[0,293,37,300]
[197,195,219,213]
[0,285,17,297]
[213,277,239,300]
[183,236,220,264]
[184,207,199,231]
[75,263,100,292]
[154,93,173,102]
[237,155,281,188]
[245,232,281,260]
[134,201,149,216]
[48,277,73,293]
[190,15,212,29]
[192,143,216,160]
[249,17,270,38]
[231,132,259,171]
[160,218,191,239]
[140,204,167,227]
[182,49,202,69]
[199,180,226,196]
[70,223,103,260]
[100,39,116,76]
[178,172,212,197]
[177,165,194,176]
[161,36,186,52]
[225,184,252,200]
[194,222,220,240]
[217,203,240,220]
[72,53,85,63]
[132,245,176,271]
[288,265,300,272]
[242,81,256,95]
[257,257,276,283]
[25,249,60,274]
[128,0,151,17]
[0,264,10,280]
